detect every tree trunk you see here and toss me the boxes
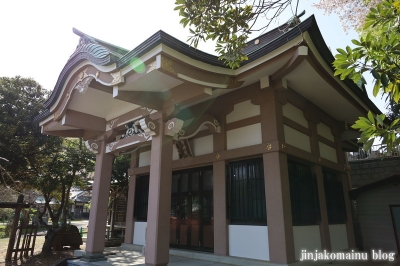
[41,226,64,254]
[41,229,56,254]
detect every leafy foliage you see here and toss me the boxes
[0,76,95,253]
[175,0,294,69]
[333,0,400,152]
[0,76,63,188]
[33,138,95,253]
[33,138,94,228]
[109,154,130,209]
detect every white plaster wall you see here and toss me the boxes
[172,145,179,161]
[138,150,151,167]
[189,135,213,156]
[229,225,269,261]
[282,103,308,128]
[133,221,147,245]
[329,224,348,251]
[317,123,334,142]
[293,225,322,260]
[284,125,311,152]
[319,142,338,163]
[227,123,262,150]
[226,100,260,123]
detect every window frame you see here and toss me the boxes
[226,158,267,225]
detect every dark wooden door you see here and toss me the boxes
[170,167,213,251]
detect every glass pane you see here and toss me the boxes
[191,195,199,219]
[170,196,177,217]
[181,173,188,192]
[202,194,213,220]
[172,174,179,193]
[181,195,188,219]
[203,170,213,190]
[192,172,199,191]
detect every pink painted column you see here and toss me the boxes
[213,160,228,255]
[263,152,295,264]
[145,116,173,266]
[259,90,295,264]
[213,115,228,255]
[308,118,331,251]
[83,139,113,262]
[314,165,332,251]
[124,151,138,244]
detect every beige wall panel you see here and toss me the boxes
[228,225,269,261]
[317,123,334,142]
[319,142,337,163]
[227,123,262,150]
[226,100,260,124]
[133,221,147,245]
[189,135,213,156]
[284,125,311,152]
[329,224,348,251]
[138,150,151,167]
[282,103,308,128]
[293,225,322,260]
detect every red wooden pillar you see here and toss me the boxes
[82,139,113,262]
[145,116,173,266]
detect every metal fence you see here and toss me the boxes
[347,144,400,161]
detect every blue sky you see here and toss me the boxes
[0,0,386,112]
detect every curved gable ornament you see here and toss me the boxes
[70,28,120,66]
[75,76,94,94]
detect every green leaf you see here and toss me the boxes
[373,80,381,97]
[376,114,386,126]
[363,138,374,151]
[337,48,346,55]
[371,69,380,79]
[340,68,354,80]
[367,111,375,123]
[381,74,389,87]
[351,39,361,46]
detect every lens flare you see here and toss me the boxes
[130,57,145,73]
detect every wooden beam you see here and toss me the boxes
[42,129,84,138]
[62,110,106,132]
[113,87,162,110]
[271,46,308,81]
[162,83,212,109]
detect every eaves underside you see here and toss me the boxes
[35,15,380,123]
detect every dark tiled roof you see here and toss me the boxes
[35,15,381,123]
[117,30,225,69]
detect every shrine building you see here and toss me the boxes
[35,15,380,265]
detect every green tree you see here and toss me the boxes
[108,154,131,222]
[0,77,95,253]
[0,76,62,187]
[110,154,130,199]
[174,0,297,69]
[332,0,400,152]
[33,138,95,253]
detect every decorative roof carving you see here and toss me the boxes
[85,139,100,154]
[69,28,122,67]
